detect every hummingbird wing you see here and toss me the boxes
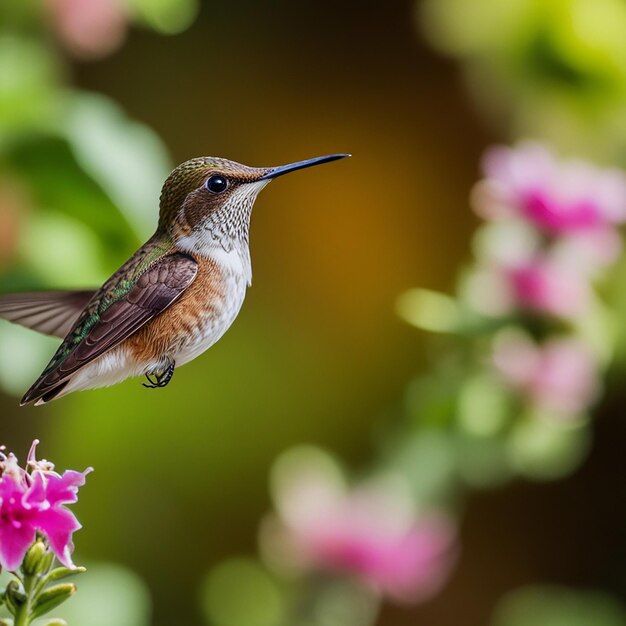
[0,291,95,338]
[21,252,198,405]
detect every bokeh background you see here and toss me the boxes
[2,1,626,625]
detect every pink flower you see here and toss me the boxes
[0,440,92,571]
[263,450,457,603]
[506,255,591,318]
[44,0,128,59]
[493,333,599,417]
[473,142,626,264]
[467,254,591,319]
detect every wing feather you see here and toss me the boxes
[0,291,95,338]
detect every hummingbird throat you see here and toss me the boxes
[175,182,266,284]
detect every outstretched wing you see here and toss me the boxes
[21,252,198,405]
[0,291,95,338]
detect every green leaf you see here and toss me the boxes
[45,567,87,583]
[7,134,139,272]
[507,413,592,480]
[127,0,199,34]
[31,584,76,620]
[199,558,287,626]
[396,288,463,333]
[458,373,512,436]
[60,91,172,240]
[0,36,60,145]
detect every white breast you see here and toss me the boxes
[171,234,252,366]
[176,233,252,285]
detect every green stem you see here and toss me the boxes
[13,599,30,626]
[13,574,32,626]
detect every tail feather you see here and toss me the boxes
[30,380,70,406]
[0,290,95,339]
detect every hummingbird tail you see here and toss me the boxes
[24,380,70,407]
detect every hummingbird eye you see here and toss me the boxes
[205,175,229,194]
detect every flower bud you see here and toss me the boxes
[43,620,68,626]
[38,550,55,577]
[22,540,47,576]
[47,566,86,581]
[4,580,25,615]
[5,582,25,604]
[31,583,76,619]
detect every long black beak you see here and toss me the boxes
[260,154,351,180]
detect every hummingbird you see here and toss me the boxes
[0,153,349,405]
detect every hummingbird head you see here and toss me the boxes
[159,154,350,273]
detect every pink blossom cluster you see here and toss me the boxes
[467,142,626,418]
[0,440,91,571]
[262,450,457,604]
[492,332,600,418]
[470,142,626,320]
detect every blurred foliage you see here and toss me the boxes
[199,557,378,626]
[130,0,199,34]
[0,562,151,626]
[200,558,286,626]
[419,0,626,161]
[52,563,151,626]
[491,585,626,626]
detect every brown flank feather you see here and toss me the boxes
[124,254,227,363]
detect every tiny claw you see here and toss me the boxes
[142,373,159,389]
[142,360,175,389]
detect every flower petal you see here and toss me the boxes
[44,469,92,506]
[35,507,81,568]
[23,471,48,510]
[0,520,36,571]
[479,142,626,235]
[378,517,457,603]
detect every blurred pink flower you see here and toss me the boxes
[44,0,128,59]
[467,253,591,319]
[264,452,457,603]
[493,333,599,417]
[0,440,91,571]
[506,255,591,318]
[473,142,626,264]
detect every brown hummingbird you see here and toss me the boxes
[0,154,349,405]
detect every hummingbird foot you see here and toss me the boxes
[143,360,176,389]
